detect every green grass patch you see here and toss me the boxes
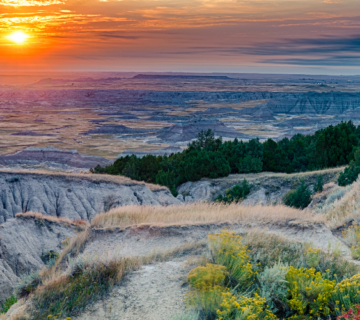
[0,295,17,314]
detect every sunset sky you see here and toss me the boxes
[1,0,360,74]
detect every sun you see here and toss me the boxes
[8,31,28,44]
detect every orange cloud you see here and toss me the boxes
[0,0,64,6]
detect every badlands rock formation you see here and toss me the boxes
[0,171,180,223]
[0,147,111,169]
[157,118,253,142]
[1,89,359,116]
[0,217,77,304]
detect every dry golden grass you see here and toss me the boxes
[0,169,166,191]
[40,228,90,287]
[324,179,360,229]
[15,212,88,228]
[220,166,344,182]
[91,202,322,230]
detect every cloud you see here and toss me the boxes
[98,32,140,40]
[186,34,360,56]
[0,0,64,6]
[242,35,360,56]
[180,35,360,67]
[262,55,360,66]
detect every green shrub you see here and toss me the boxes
[41,250,59,265]
[15,270,42,298]
[283,180,312,209]
[338,161,360,186]
[6,175,20,183]
[313,175,324,193]
[257,263,289,313]
[215,179,250,204]
[0,295,17,314]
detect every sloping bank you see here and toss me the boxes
[2,203,354,319]
[0,170,181,223]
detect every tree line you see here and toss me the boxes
[93,121,360,195]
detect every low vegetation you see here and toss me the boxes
[30,256,141,320]
[90,203,315,230]
[342,223,360,260]
[313,175,324,193]
[186,230,360,320]
[282,180,312,209]
[214,179,250,204]
[0,296,17,314]
[93,121,360,195]
[321,179,360,229]
[15,212,88,229]
[338,148,360,186]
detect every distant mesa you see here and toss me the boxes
[11,130,56,137]
[34,77,123,85]
[117,146,183,159]
[157,118,253,142]
[133,74,231,80]
[84,124,153,135]
[0,146,111,169]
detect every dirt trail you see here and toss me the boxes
[84,220,350,259]
[72,258,192,320]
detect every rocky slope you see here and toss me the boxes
[0,217,77,304]
[0,171,180,223]
[177,167,343,204]
[1,213,348,313]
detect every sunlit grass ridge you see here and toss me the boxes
[90,203,321,230]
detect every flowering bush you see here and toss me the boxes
[186,286,228,318]
[286,266,336,317]
[185,263,229,317]
[209,231,255,289]
[187,264,227,291]
[216,292,277,320]
[186,230,360,320]
[337,305,360,319]
[332,274,360,314]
